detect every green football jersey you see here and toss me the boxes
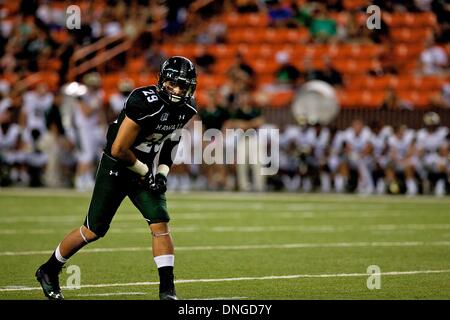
[104,85,197,166]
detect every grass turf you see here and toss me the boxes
[0,189,449,300]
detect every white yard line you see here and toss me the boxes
[0,207,441,224]
[1,269,449,293]
[1,188,449,204]
[76,292,146,297]
[1,241,449,257]
[190,296,248,300]
[0,224,449,235]
[0,188,450,206]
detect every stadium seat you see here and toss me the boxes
[397,90,435,108]
[267,90,295,108]
[207,44,238,58]
[196,74,227,90]
[127,58,145,74]
[390,28,432,43]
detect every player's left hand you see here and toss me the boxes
[151,173,167,194]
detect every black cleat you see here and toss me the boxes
[35,266,64,300]
[159,288,177,300]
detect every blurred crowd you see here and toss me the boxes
[276,114,450,196]
[0,0,449,195]
[1,72,449,196]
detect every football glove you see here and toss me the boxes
[139,171,155,191]
[151,173,167,194]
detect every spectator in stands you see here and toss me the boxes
[380,87,413,110]
[145,41,168,73]
[308,3,337,43]
[324,0,344,11]
[274,51,301,88]
[227,52,255,90]
[376,43,399,75]
[164,0,189,35]
[19,26,51,72]
[420,36,449,74]
[195,49,216,73]
[267,0,296,28]
[367,14,389,44]
[303,56,322,82]
[195,20,227,44]
[56,34,76,86]
[431,82,450,109]
[314,57,343,87]
[234,0,262,13]
[431,0,450,25]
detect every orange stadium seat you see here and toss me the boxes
[242,13,269,27]
[251,59,279,74]
[343,0,367,10]
[393,44,425,60]
[332,60,378,74]
[397,90,436,108]
[207,44,238,58]
[340,90,384,109]
[196,74,227,90]
[37,72,59,91]
[267,90,295,108]
[385,13,417,27]
[102,73,121,91]
[222,13,268,28]
[390,28,432,43]
[127,58,145,74]
[213,59,234,74]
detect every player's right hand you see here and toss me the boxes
[139,172,155,191]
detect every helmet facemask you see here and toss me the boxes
[161,79,195,103]
[156,56,197,104]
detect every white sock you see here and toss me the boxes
[55,244,68,263]
[154,255,174,268]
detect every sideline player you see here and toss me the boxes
[35,56,198,300]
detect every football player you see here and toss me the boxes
[35,56,198,300]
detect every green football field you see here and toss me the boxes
[0,189,449,300]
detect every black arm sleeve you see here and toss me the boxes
[158,139,180,168]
